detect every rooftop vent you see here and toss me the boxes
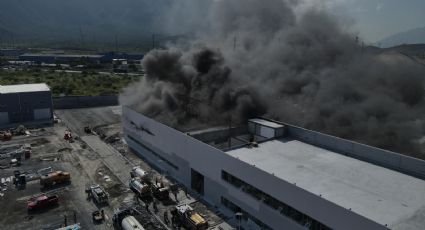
[248,118,285,139]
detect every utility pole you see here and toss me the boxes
[233,36,237,51]
[79,25,85,48]
[228,114,232,148]
[235,212,243,230]
[115,34,119,52]
[11,33,15,48]
[152,34,156,50]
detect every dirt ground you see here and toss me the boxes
[0,106,233,230]
[0,126,124,229]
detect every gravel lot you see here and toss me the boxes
[0,106,232,230]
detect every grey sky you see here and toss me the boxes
[319,0,425,43]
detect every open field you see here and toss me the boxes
[0,70,141,96]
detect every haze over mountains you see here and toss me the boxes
[1,0,424,49]
[379,26,425,48]
[0,0,176,47]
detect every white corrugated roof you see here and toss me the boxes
[0,83,50,94]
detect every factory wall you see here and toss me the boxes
[53,95,118,109]
[123,106,386,230]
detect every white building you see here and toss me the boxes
[123,106,425,230]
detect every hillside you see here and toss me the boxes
[379,27,425,48]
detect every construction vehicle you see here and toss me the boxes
[152,181,170,201]
[84,126,92,134]
[40,171,71,188]
[14,170,26,187]
[64,131,74,142]
[10,158,21,167]
[173,204,208,230]
[0,131,12,141]
[129,178,151,198]
[87,184,109,204]
[130,167,149,182]
[92,210,105,223]
[27,194,59,211]
[121,215,145,230]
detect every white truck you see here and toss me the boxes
[130,167,149,182]
[87,184,108,204]
[121,216,145,230]
[129,178,151,198]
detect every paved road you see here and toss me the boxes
[56,108,233,230]
[81,136,132,185]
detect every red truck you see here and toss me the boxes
[27,194,59,211]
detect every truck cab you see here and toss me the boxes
[89,184,109,204]
[40,171,71,188]
[27,194,59,211]
[175,204,208,230]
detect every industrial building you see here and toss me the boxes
[123,106,425,230]
[18,52,144,64]
[19,53,103,64]
[0,48,26,57]
[0,83,53,128]
[100,52,144,63]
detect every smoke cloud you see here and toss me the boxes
[120,0,425,157]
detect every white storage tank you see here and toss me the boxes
[122,216,145,230]
[248,118,285,139]
[130,166,148,180]
[129,178,150,195]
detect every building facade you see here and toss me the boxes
[123,106,425,230]
[19,53,103,64]
[0,84,53,128]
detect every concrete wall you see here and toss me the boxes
[190,126,248,143]
[53,95,118,109]
[286,125,425,180]
[122,106,386,230]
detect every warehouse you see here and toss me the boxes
[19,53,103,64]
[0,83,53,128]
[123,106,425,230]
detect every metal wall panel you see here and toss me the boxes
[259,126,275,138]
[34,108,51,120]
[0,112,8,124]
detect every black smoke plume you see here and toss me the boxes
[120,0,425,158]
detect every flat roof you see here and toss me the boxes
[0,83,50,94]
[226,138,425,229]
[249,118,284,129]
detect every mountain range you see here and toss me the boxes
[1,1,424,49]
[0,0,173,47]
[378,27,425,48]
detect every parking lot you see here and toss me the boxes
[0,106,232,230]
